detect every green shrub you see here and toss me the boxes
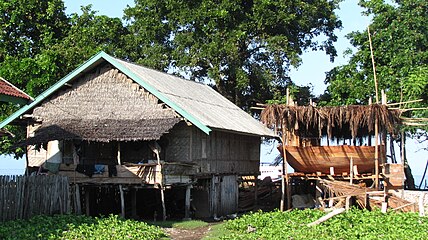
[0,214,166,240]
[222,208,428,240]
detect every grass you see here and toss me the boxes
[148,219,209,229]
[203,222,230,240]
[173,220,209,229]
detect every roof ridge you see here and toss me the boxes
[112,57,209,87]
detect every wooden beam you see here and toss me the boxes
[307,208,346,227]
[387,99,423,106]
[368,26,379,103]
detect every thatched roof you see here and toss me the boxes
[21,118,180,145]
[22,65,180,143]
[261,104,402,139]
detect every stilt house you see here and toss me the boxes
[0,52,275,219]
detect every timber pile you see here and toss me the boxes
[239,178,280,211]
[321,180,416,212]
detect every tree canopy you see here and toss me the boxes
[325,0,427,108]
[0,2,127,156]
[124,0,342,109]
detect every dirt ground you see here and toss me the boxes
[164,225,212,240]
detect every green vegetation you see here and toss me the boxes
[203,223,228,240]
[148,219,208,229]
[0,214,166,240]
[325,0,428,109]
[220,209,428,239]
[172,220,209,229]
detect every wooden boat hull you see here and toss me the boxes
[278,145,382,174]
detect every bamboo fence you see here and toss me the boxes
[0,175,70,222]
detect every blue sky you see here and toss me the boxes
[1,0,427,177]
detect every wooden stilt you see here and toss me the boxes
[75,184,81,214]
[117,142,121,165]
[211,176,218,218]
[160,185,166,221]
[119,185,125,218]
[350,157,354,185]
[184,184,192,220]
[254,175,258,207]
[131,188,137,219]
[375,115,379,190]
[85,187,90,216]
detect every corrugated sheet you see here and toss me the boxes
[0,77,31,100]
[114,58,276,137]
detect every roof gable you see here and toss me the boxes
[0,77,32,104]
[0,52,275,137]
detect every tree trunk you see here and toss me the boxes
[401,131,415,189]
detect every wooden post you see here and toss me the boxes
[254,175,258,207]
[131,188,137,219]
[85,187,90,216]
[419,193,426,217]
[184,184,192,220]
[375,115,379,190]
[119,184,125,218]
[368,26,379,103]
[75,184,81,214]
[160,185,167,221]
[345,196,351,211]
[117,142,121,165]
[211,176,218,218]
[280,134,290,211]
[350,157,354,185]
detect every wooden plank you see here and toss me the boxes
[282,145,382,174]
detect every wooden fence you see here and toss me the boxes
[0,175,70,222]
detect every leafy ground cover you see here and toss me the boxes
[220,208,428,239]
[0,214,166,240]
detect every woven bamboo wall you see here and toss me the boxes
[164,122,191,162]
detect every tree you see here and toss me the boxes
[0,0,69,96]
[0,4,128,156]
[124,0,342,109]
[325,0,428,189]
[325,0,428,107]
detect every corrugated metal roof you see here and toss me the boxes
[113,58,276,137]
[0,77,32,100]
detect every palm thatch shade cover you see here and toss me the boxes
[261,104,402,139]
